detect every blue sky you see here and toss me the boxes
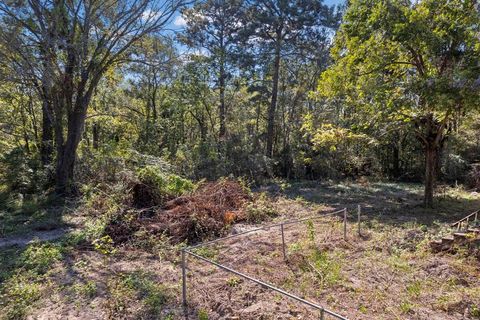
[169,0,346,32]
[325,0,345,5]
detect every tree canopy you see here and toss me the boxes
[0,0,479,208]
[317,0,480,206]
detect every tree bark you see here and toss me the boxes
[219,60,226,139]
[419,113,447,208]
[392,144,400,178]
[40,100,54,166]
[424,144,437,207]
[266,30,282,157]
[92,122,99,149]
[55,89,92,195]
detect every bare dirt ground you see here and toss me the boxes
[0,229,70,248]
[2,181,480,320]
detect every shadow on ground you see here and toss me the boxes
[260,180,480,227]
[0,191,80,238]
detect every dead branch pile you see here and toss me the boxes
[106,179,251,245]
[146,179,251,244]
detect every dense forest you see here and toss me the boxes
[1,1,480,319]
[1,0,479,207]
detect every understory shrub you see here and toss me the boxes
[137,166,195,197]
[245,192,277,223]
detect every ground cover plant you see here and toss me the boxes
[1,0,480,319]
[1,181,479,319]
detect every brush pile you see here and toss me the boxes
[105,179,251,245]
[146,179,251,243]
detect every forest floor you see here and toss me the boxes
[1,181,480,320]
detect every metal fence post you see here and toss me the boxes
[357,205,361,237]
[281,223,287,261]
[182,249,187,316]
[320,308,325,320]
[343,208,347,240]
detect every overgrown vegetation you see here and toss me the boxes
[1,0,480,319]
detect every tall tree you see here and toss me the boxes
[317,0,480,206]
[244,0,339,157]
[180,0,245,141]
[128,36,179,148]
[0,0,183,194]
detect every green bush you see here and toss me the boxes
[245,192,277,223]
[137,165,195,198]
[20,242,62,274]
[0,272,42,320]
[0,147,50,194]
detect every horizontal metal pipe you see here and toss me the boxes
[185,250,348,320]
[187,208,346,250]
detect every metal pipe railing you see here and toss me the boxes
[187,208,346,250]
[184,249,348,319]
[181,208,349,319]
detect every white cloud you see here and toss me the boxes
[173,15,186,27]
[142,9,162,21]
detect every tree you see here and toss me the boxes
[128,36,179,148]
[180,0,245,141]
[317,0,480,206]
[244,0,339,157]
[0,0,183,194]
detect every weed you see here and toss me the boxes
[105,276,136,318]
[406,280,421,297]
[192,245,219,261]
[120,271,169,316]
[198,309,209,320]
[83,215,109,241]
[237,177,253,197]
[309,248,342,288]
[72,280,97,299]
[137,166,195,198]
[358,305,368,314]
[226,277,241,287]
[245,192,277,223]
[92,235,116,256]
[386,252,411,273]
[21,242,62,274]
[0,272,42,320]
[131,228,173,257]
[305,220,315,243]
[399,301,414,314]
[471,305,480,318]
[288,241,302,253]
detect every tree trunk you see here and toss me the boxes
[424,144,437,208]
[40,100,54,165]
[92,122,99,149]
[266,31,282,157]
[219,58,226,139]
[55,96,90,195]
[392,140,400,178]
[218,62,227,140]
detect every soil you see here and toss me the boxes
[5,182,480,319]
[0,228,70,248]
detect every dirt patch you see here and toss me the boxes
[0,229,70,248]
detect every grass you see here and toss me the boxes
[72,280,97,299]
[0,191,69,237]
[192,245,220,261]
[0,181,479,319]
[0,241,63,320]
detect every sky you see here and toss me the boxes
[166,0,346,56]
[169,0,346,32]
